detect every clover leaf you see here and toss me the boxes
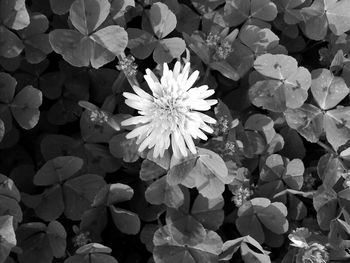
[311,68,349,110]
[236,197,289,246]
[16,221,67,263]
[301,0,350,40]
[223,0,278,27]
[220,235,271,263]
[0,215,16,262]
[274,0,306,25]
[313,185,350,230]
[250,54,311,112]
[17,12,52,64]
[0,0,29,58]
[257,154,304,202]
[167,147,232,199]
[65,243,118,263]
[227,25,286,79]
[153,224,223,263]
[22,156,106,221]
[91,183,141,235]
[49,0,128,68]
[127,2,185,64]
[0,174,22,227]
[0,72,42,131]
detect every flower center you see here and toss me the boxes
[152,94,188,130]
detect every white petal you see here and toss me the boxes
[125,124,150,139]
[132,85,153,100]
[163,63,169,76]
[173,61,181,78]
[181,62,191,81]
[196,112,217,124]
[124,99,150,111]
[182,129,197,154]
[205,99,218,106]
[188,100,211,111]
[171,134,181,158]
[121,116,151,126]
[138,132,156,152]
[199,122,214,134]
[184,70,199,91]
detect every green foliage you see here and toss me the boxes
[1,0,350,262]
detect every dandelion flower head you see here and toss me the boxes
[121,61,217,158]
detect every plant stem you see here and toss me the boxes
[317,140,336,154]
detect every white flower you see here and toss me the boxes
[121,62,217,158]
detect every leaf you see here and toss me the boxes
[17,12,52,64]
[0,119,4,142]
[18,12,49,38]
[145,176,184,208]
[107,183,134,205]
[176,4,200,34]
[236,198,289,245]
[223,0,277,27]
[0,72,16,104]
[34,156,84,186]
[110,0,135,26]
[10,86,42,129]
[276,0,305,25]
[257,202,288,234]
[182,32,210,65]
[324,106,350,150]
[250,0,278,21]
[209,60,240,81]
[69,0,111,35]
[197,147,229,183]
[260,154,304,191]
[288,193,307,220]
[127,28,157,59]
[0,195,22,226]
[22,185,64,221]
[326,0,350,36]
[153,37,186,64]
[140,159,166,181]
[284,103,324,143]
[0,174,20,201]
[0,26,24,58]
[49,29,91,67]
[90,25,128,55]
[66,244,116,262]
[109,206,140,235]
[76,243,112,254]
[46,221,67,258]
[140,224,158,253]
[167,155,198,186]
[239,25,279,54]
[313,185,338,230]
[182,148,231,199]
[0,0,30,30]
[153,225,223,263]
[311,68,349,110]
[301,0,350,39]
[254,53,297,79]
[65,254,118,263]
[0,215,16,263]
[149,2,177,39]
[241,241,271,263]
[250,54,311,111]
[284,159,304,190]
[50,0,75,15]
[50,25,127,69]
[63,174,106,220]
[191,194,224,230]
[279,126,306,160]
